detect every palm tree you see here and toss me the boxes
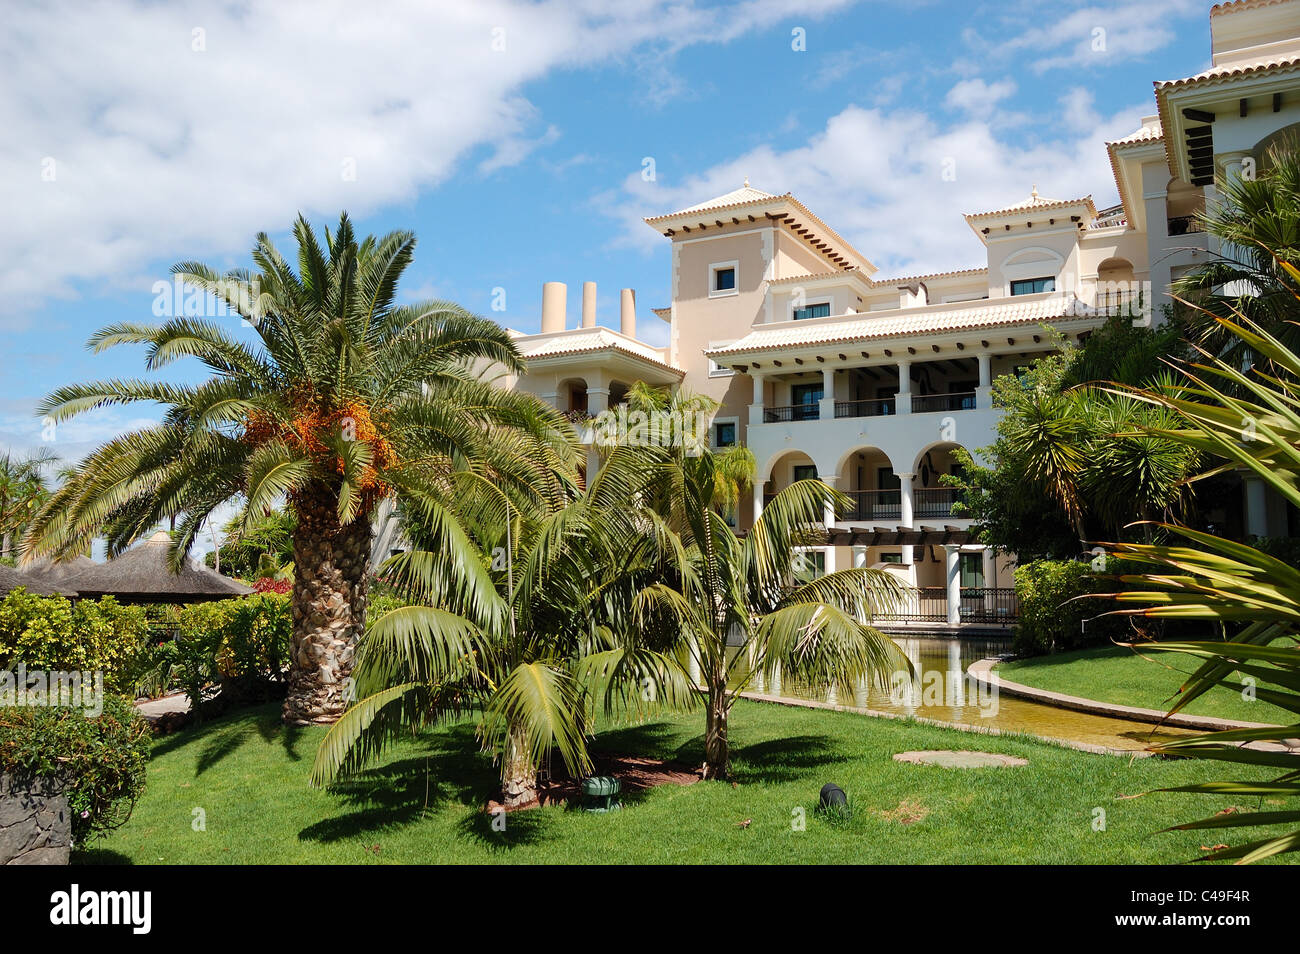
[604,387,908,779]
[312,464,691,806]
[1171,138,1300,368]
[24,213,577,725]
[0,448,57,560]
[1102,310,1300,863]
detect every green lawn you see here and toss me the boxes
[998,646,1292,725]
[76,700,1298,865]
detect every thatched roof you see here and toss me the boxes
[20,555,97,584]
[0,564,78,598]
[61,531,255,604]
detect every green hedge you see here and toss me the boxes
[1012,559,1127,655]
[0,591,150,695]
[0,695,150,845]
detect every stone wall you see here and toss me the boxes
[0,773,70,865]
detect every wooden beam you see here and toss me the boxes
[931,344,940,353]
[1240,98,1249,118]
[907,346,916,355]
[1274,92,1283,113]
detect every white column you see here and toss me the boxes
[822,474,838,574]
[748,372,765,426]
[897,470,915,572]
[976,353,992,409]
[818,366,836,421]
[944,544,961,626]
[752,480,765,526]
[585,387,610,484]
[897,360,912,414]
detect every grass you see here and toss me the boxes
[998,645,1293,725]
[76,699,1299,865]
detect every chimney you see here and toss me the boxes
[620,287,636,338]
[581,281,597,329]
[541,281,567,334]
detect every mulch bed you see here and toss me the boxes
[485,753,701,813]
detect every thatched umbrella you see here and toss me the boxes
[0,564,77,598]
[61,531,255,604]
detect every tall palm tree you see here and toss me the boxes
[0,448,57,560]
[312,464,692,806]
[604,387,908,779]
[24,213,578,725]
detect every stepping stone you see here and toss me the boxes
[893,750,1028,769]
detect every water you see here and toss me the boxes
[753,636,1198,752]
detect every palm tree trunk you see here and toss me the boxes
[282,484,371,726]
[702,681,730,780]
[500,723,538,808]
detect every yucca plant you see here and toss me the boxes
[1103,308,1300,863]
[24,213,577,725]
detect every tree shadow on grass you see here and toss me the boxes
[729,734,847,784]
[590,720,702,765]
[72,848,134,865]
[297,724,496,844]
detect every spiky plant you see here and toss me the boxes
[25,213,578,725]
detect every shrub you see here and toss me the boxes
[0,695,150,845]
[1012,558,1129,655]
[0,591,150,695]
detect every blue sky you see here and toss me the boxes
[0,0,1215,507]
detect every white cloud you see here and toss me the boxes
[945,78,1017,117]
[967,0,1205,75]
[0,0,855,318]
[601,90,1147,277]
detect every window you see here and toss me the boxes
[793,550,826,584]
[879,552,904,564]
[792,301,831,321]
[710,261,739,297]
[713,420,737,448]
[792,463,818,483]
[790,383,822,421]
[707,340,736,377]
[1010,276,1055,296]
[959,553,984,589]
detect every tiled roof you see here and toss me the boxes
[766,268,870,287]
[965,189,1096,221]
[1155,54,1300,90]
[1107,121,1164,147]
[516,328,682,375]
[1211,0,1293,16]
[705,293,1091,357]
[872,266,988,285]
[668,184,776,215]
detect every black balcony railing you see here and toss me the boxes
[836,489,901,521]
[874,587,1018,625]
[914,487,962,518]
[911,391,977,414]
[834,397,895,419]
[1167,215,1205,236]
[763,403,820,423]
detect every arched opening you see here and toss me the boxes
[912,442,969,519]
[1095,256,1137,312]
[834,446,897,522]
[761,449,818,507]
[558,377,589,417]
[1166,177,1205,235]
[1254,122,1300,172]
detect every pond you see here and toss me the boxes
[752,636,1198,752]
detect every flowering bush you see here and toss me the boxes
[253,577,291,594]
[0,591,150,694]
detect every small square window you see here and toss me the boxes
[714,421,737,447]
[710,262,739,297]
[714,267,735,291]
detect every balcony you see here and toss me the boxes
[874,587,1018,626]
[1167,215,1205,236]
[911,391,976,414]
[834,397,895,419]
[837,489,901,521]
[914,487,961,518]
[763,404,820,423]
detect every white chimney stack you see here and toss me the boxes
[620,288,636,338]
[541,281,567,334]
[582,281,597,329]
